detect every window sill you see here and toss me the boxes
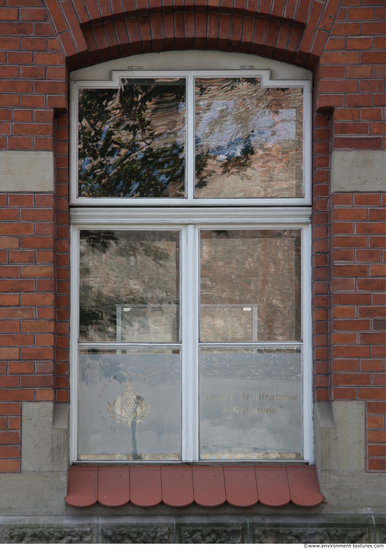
[65,464,323,508]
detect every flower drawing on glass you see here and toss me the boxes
[107,380,152,426]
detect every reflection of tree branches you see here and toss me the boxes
[78,80,186,198]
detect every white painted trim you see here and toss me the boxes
[69,225,80,464]
[302,223,314,464]
[70,207,312,225]
[71,221,311,462]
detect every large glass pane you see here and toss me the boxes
[78,78,186,198]
[80,230,180,343]
[199,347,302,460]
[200,230,301,342]
[78,348,181,460]
[195,78,303,198]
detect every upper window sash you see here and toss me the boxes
[70,70,312,207]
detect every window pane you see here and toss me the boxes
[78,348,181,461]
[195,78,303,198]
[80,230,180,343]
[200,230,301,342]
[199,347,302,460]
[78,79,186,198]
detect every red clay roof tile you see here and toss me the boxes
[192,465,227,507]
[286,465,324,507]
[224,466,258,507]
[65,464,323,509]
[161,465,194,507]
[130,466,162,507]
[65,465,98,507]
[254,466,291,507]
[98,466,130,507]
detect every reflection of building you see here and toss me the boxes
[0,4,385,545]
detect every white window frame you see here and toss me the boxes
[70,209,313,464]
[69,54,314,465]
[70,68,312,206]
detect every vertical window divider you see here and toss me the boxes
[186,74,195,201]
[70,225,80,463]
[181,224,199,461]
[301,223,313,464]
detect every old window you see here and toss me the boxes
[70,52,312,463]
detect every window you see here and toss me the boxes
[70,52,312,464]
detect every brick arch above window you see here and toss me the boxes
[44,0,341,72]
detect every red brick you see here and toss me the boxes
[368,445,386,457]
[21,320,54,333]
[9,250,35,263]
[332,345,370,358]
[21,347,54,360]
[368,430,386,444]
[0,447,20,459]
[9,362,34,374]
[0,389,33,400]
[0,460,20,472]
[333,320,370,331]
[21,375,54,387]
[334,373,371,385]
[0,280,34,292]
[334,387,356,399]
[332,359,359,372]
[36,389,54,401]
[20,237,54,249]
[358,306,386,318]
[358,388,386,400]
[358,275,385,289]
[0,295,19,306]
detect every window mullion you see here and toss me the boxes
[186,74,195,201]
[181,224,199,461]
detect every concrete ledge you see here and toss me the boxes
[0,151,54,192]
[332,150,386,192]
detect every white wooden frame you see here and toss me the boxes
[70,217,313,464]
[70,69,312,206]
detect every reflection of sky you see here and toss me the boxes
[196,101,296,157]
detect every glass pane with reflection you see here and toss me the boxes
[195,78,303,198]
[80,230,180,343]
[78,78,186,198]
[200,347,302,460]
[78,348,181,460]
[200,230,301,342]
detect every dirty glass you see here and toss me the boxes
[200,230,301,342]
[199,347,302,460]
[195,78,303,198]
[78,78,186,198]
[78,348,181,460]
[79,230,180,343]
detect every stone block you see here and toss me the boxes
[0,151,54,192]
[314,400,365,472]
[177,525,244,544]
[332,150,386,192]
[22,402,68,472]
[101,526,171,543]
[3,527,92,544]
[0,473,67,516]
[252,526,371,544]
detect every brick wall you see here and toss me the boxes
[0,0,385,472]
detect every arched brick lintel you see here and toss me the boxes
[80,13,312,69]
[44,0,337,72]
